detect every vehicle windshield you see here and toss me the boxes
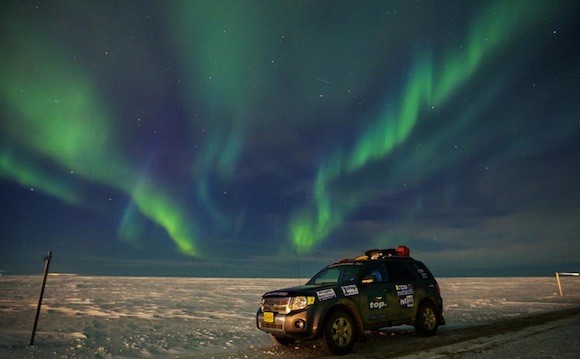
[307,263,362,285]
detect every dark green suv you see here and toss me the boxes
[256,247,445,355]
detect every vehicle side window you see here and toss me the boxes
[385,262,415,282]
[338,266,360,283]
[412,261,434,280]
[309,265,360,285]
[311,268,339,284]
[362,262,387,283]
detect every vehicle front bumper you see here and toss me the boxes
[256,308,318,339]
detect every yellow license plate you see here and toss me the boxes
[263,312,274,323]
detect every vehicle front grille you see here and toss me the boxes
[261,297,291,314]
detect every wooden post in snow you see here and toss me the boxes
[30,251,52,346]
[555,272,579,296]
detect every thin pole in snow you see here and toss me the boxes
[555,271,579,296]
[30,251,52,346]
[296,251,301,286]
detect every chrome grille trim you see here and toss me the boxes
[261,297,291,314]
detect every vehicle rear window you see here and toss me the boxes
[385,261,415,282]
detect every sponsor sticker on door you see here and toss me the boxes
[341,285,359,296]
[316,288,337,301]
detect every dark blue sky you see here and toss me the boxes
[1,1,579,278]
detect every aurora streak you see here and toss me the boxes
[1,0,579,277]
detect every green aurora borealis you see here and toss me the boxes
[1,0,579,276]
[289,0,561,254]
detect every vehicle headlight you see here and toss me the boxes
[288,296,315,312]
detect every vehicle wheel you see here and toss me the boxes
[270,334,294,346]
[321,310,356,355]
[415,302,438,336]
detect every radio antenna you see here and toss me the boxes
[296,251,301,285]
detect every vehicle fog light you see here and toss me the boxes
[294,319,306,330]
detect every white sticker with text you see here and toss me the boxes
[341,285,359,296]
[316,288,337,301]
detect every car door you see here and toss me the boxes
[384,261,418,321]
[357,262,401,326]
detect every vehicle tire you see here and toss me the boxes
[415,302,438,336]
[270,334,294,346]
[321,310,356,355]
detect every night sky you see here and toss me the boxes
[1,1,579,278]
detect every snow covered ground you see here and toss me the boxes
[1,275,579,358]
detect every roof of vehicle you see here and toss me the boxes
[332,246,414,264]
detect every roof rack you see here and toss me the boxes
[354,245,410,260]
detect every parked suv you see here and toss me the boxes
[256,246,445,355]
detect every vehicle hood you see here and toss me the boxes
[262,284,336,298]
[262,282,363,300]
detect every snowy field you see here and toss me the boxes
[1,275,579,358]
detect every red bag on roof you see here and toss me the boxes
[396,245,410,257]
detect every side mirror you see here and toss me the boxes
[362,274,376,284]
